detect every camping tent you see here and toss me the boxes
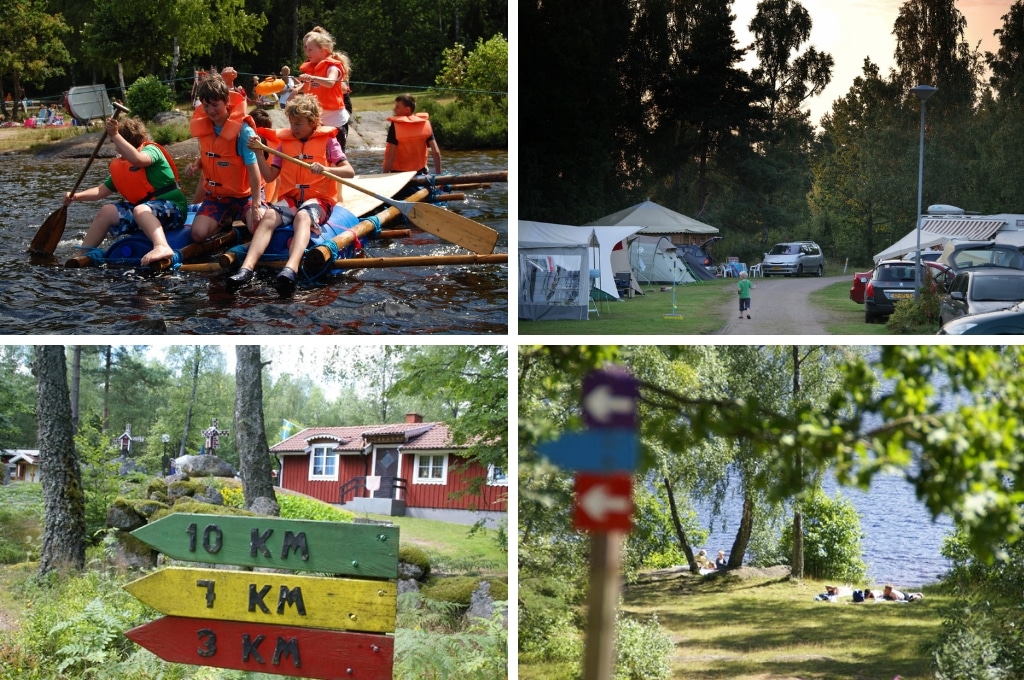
[519,221,592,320]
[586,200,719,241]
[520,222,638,319]
[628,235,696,285]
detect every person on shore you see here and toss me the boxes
[881,584,924,602]
[715,550,728,571]
[382,93,441,175]
[63,116,187,265]
[229,94,354,296]
[737,269,754,319]
[298,26,348,150]
[186,74,263,242]
[278,66,296,109]
[695,549,715,570]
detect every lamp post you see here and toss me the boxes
[161,433,170,475]
[911,84,937,302]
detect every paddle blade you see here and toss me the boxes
[404,201,499,254]
[29,205,69,256]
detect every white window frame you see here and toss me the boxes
[413,453,448,485]
[308,444,339,481]
[487,464,508,486]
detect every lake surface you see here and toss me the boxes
[0,148,507,335]
[697,471,953,588]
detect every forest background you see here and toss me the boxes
[1,0,507,110]
[0,344,508,481]
[521,0,1024,268]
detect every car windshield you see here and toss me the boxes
[875,265,916,282]
[769,244,798,255]
[952,249,1024,270]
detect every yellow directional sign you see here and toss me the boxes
[124,566,397,633]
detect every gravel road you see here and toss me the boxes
[714,274,849,335]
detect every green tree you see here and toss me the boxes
[0,0,71,115]
[780,488,867,582]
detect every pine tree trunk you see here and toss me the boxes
[662,477,696,571]
[235,346,278,510]
[180,348,201,457]
[34,346,86,576]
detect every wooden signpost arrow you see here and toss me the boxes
[125,616,394,680]
[131,513,399,578]
[124,566,397,633]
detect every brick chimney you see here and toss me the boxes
[405,413,423,424]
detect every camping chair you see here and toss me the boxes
[749,263,763,277]
[588,269,612,316]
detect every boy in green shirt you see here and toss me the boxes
[737,270,754,319]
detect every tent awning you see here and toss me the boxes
[875,218,1008,262]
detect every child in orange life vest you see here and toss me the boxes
[63,116,188,265]
[185,74,264,242]
[248,108,279,204]
[298,26,348,149]
[382,93,441,175]
[228,94,354,296]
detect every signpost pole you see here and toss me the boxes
[582,530,624,680]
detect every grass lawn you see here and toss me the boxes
[809,280,893,335]
[519,278,734,335]
[521,570,948,680]
[361,513,507,575]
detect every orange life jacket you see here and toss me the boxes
[276,126,339,204]
[387,113,432,172]
[299,56,345,111]
[109,141,181,204]
[190,91,254,198]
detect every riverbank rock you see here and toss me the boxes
[175,454,236,477]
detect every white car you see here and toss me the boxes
[762,241,824,277]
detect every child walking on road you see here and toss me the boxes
[738,270,754,319]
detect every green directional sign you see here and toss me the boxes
[131,513,399,579]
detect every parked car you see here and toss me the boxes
[863,260,954,323]
[937,241,1024,273]
[762,241,824,277]
[938,303,1024,334]
[851,260,952,306]
[676,236,722,269]
[939,269,1024,325]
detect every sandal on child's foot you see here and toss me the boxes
[276,266,297,297]
[226,267,254,291]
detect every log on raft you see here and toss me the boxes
[409,171,507,186]
[62,226,249,269]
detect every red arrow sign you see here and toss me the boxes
[125,616,394,680]
[574,472,633,532]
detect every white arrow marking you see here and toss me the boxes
[579,484,631,521]
[583,384,635,424]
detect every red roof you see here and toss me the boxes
[270,421,456,455]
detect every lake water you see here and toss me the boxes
[697,471,953,588]
[0,148,507,335]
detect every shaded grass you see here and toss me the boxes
[623,572,946,680]
[519,278,734,335]
[809,280,893,335]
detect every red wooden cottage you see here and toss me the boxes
[270,413,507,527]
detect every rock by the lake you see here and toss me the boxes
[175,454,236,477]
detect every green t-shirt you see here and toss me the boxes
[737,278,753,299]
[104,144,187,213]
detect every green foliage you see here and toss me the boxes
[886,268,944,333]
[399,544,432,578]
[394,594,508,679]
[518,575,584,663]
[148,122,190,146]
[436,35,508,105]
[0,484,44,563]
[781,489,867,582]
[624,484,698,579]
[614,614,674,680]
[125,76,174,122]
[422,97,507,149]
[75,420,122,540]
[933,603,1012,680]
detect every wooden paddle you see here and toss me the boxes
[251,140,499,254]
[29,101,130,257]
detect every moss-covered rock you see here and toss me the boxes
[399,545,431,580]
[168,479,205,500]
[131,499,169,518]
[106,497,146,531]
[421,576,508,605]
[151,499,255,522]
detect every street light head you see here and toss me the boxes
[911,84,938,102]
[162,434,170,443]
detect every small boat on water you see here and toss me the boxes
[61,170,509,279]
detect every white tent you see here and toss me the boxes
[628,235,696,285]
[519,221,592,320]
[519,222,643,319]
[586,200,719,238]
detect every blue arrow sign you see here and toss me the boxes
[537,430,638,472]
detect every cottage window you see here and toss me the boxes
[487,464,508,486]
[309,445,338,481]
[414,454,447,484]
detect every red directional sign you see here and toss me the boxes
[574,472,633,532]
[126,616,393,680]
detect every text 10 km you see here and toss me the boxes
[185,522,311,561]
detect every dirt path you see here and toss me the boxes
[714,274,848,335]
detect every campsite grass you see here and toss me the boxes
[520,570,948,680]
[360,512,507,575]
[809,280,893,335]
[519,278,734,335]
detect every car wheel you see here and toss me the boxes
[797,264,804,276]
[865,309,877,324]
[816,264,823,277]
